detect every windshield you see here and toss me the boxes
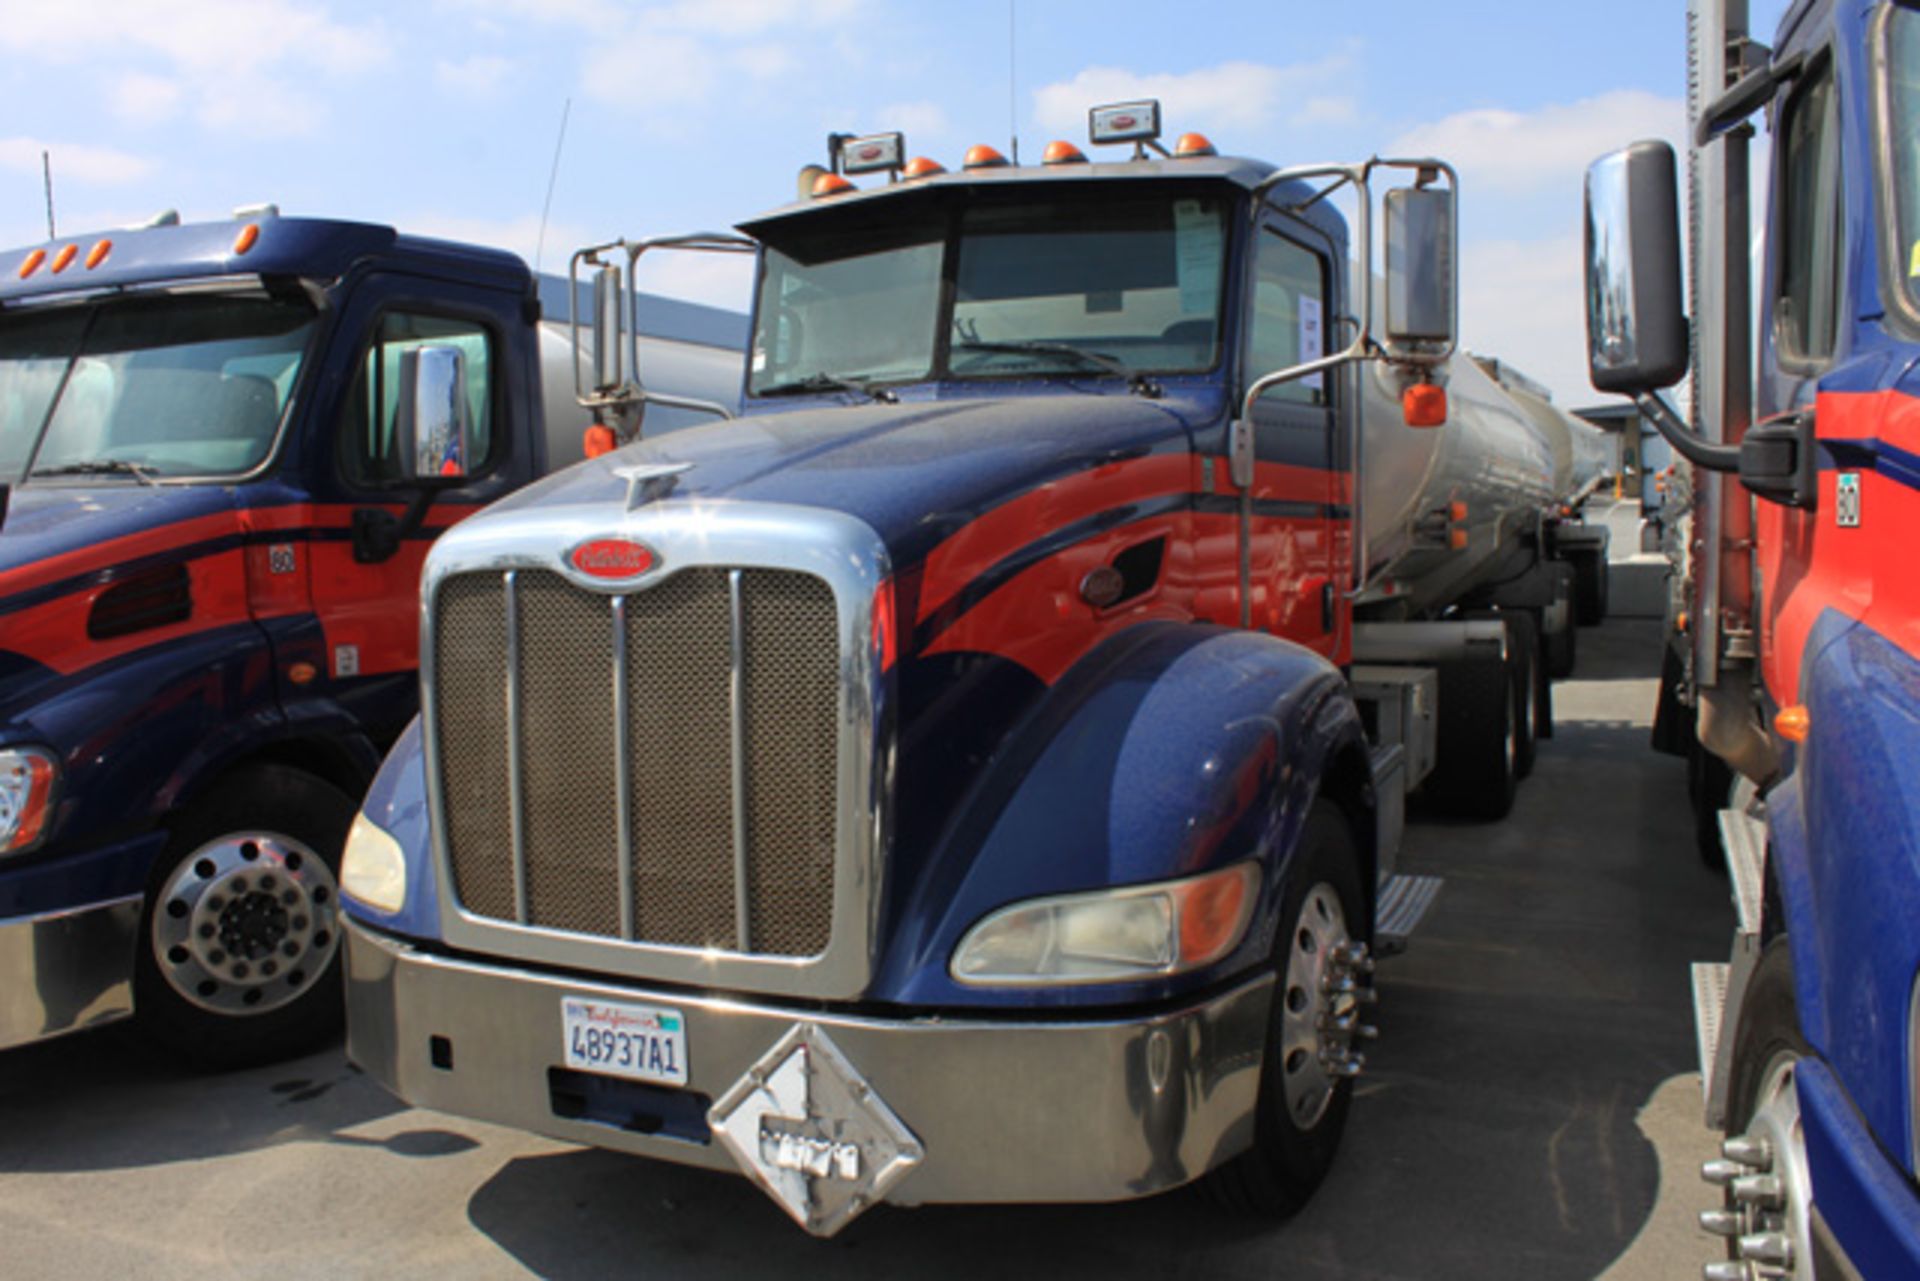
[2,290,318,482]
[749,187,1229,395]
[1887,5,1920,312]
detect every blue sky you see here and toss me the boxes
[2,0,1793,406]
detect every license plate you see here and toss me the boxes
[560,996,688,1086]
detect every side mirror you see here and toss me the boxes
[395,345,474,481]
[1383,184,1456,357]
[592,263,625,394]
[1584,142,1688,394]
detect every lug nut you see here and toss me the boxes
[1698,1209,1742,1237]
[1702,1263,1754,1281]
[1721,1136,1772,1169]
[1354,1023,1379,1040]
[1729,1174,1783,1210]
[1701,1159,1743,1186]
[1736,1232,1793,1266]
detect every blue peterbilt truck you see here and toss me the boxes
[0,211,741,1066]
[1585,0,1920,1276]
[341,107,1607,1234]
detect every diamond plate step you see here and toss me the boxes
[1374,874,1443,957]
[1692,961,1730,1108]
[1717,808,1767,936]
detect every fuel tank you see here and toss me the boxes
[1474,355,1611,503]
[1356,351,1556,615]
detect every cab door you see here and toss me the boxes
[296,275,535,748]
[1240,218,1346,659]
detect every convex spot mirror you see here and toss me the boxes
[396,345,475,482]
[1584,141,1688,394]
[1383,185,1456,356]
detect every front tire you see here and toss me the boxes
[135,765,355,1069]
[1207,802,1370,1216]
[1712,941,1816,1279]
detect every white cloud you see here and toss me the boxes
[632,250,756,313]
[111,74,183,126]
[1032,56,1350,139]
[436,54,513,96]
[574,0,871,114]
[1294,96,1357,128]
[1387,90,1684,196]
[649,0,864,37]
[583,32,716,114]
[0,137,154,186]
[1,0,387,139]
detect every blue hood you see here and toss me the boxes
[0,483,240,578]
[487,389,1217,568]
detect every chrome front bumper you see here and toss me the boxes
[346,918,1273,1209]
[0,895,142,1051]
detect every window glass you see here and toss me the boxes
[1245,227,1329,405]
[751,218,944,393]
[1885,6,1920,311]
[15,293,315,480]
[1778,60,1844,360]
[949,194,1225,376]
[340,312,493,486]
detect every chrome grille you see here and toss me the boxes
[432,566,840,956]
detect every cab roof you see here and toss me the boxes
[1,216,531,307]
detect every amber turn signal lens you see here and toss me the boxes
[1173,132,1217,157]
[50,244,77,273]
[1176,863,1259,967]
[233,223,260,255]
[582,424,617,458]
[18,248,46,278]
[85,240,112,269]
[1402,382,1447,428]
[811,172,855,197]
[288,662,318,685]
[902,156,946,179]
[963,143,1009,169]
[1774,705,1811,743]
[1042,140,1087,165]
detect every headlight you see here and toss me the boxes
[340,811,407,914]
[0,747,58,856]
[951,862,1260,986]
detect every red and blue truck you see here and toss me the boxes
[341,106,1612,1234]
[0,209,742,1066]
[1584,0,1920,1275]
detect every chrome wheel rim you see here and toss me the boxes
[152,832,340,1016]
[1706,1051,1814,1280]
[1277,882,1370,1129]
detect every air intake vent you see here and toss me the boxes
[88,564,192,640]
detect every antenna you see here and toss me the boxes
[42,151,55,240]
[1007,1,1020,165]
[535,97,572,274]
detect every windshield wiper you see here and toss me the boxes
[951,340,1161,397]
[756,373,898,404]
[30,459,159,486]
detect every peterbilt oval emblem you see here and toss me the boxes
[857,145,882,161]
[568,538,657,579]
[1112,114,1136,128]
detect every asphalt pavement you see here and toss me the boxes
[0,613,1735,1279]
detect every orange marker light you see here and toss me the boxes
[1448,500,1468,522]
[811,172,855,198]
[233,223,260,255]
[1175,863,1258,966]
[582,424,617,458]
[902,156,946,179]
[18,248,46,279]
[1775,705,1811,743]
[1676,611,1691,634]
[1402,382,1447,427]
[1449,527,1470,550]
[288,662,318,685]
[50,244,77,273]
[85,240,112,270]
[1173,132,1217,157]
[1042,140,1087,165]
[963,144,1009,169]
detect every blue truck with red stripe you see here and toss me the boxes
[0,210,743,1066]
[1584,0,1920,1276]
[339,106,1612,1235]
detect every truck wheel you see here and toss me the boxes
[135,765,354,1068]
[1427,653,1516,820]
[1206,802,1368,1217]
[1506,611,1539,779]
[1688,738,1734,870]
[1572,550,1609,626]
[1710,940,1815,1279]
[1544,610,1577,679]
